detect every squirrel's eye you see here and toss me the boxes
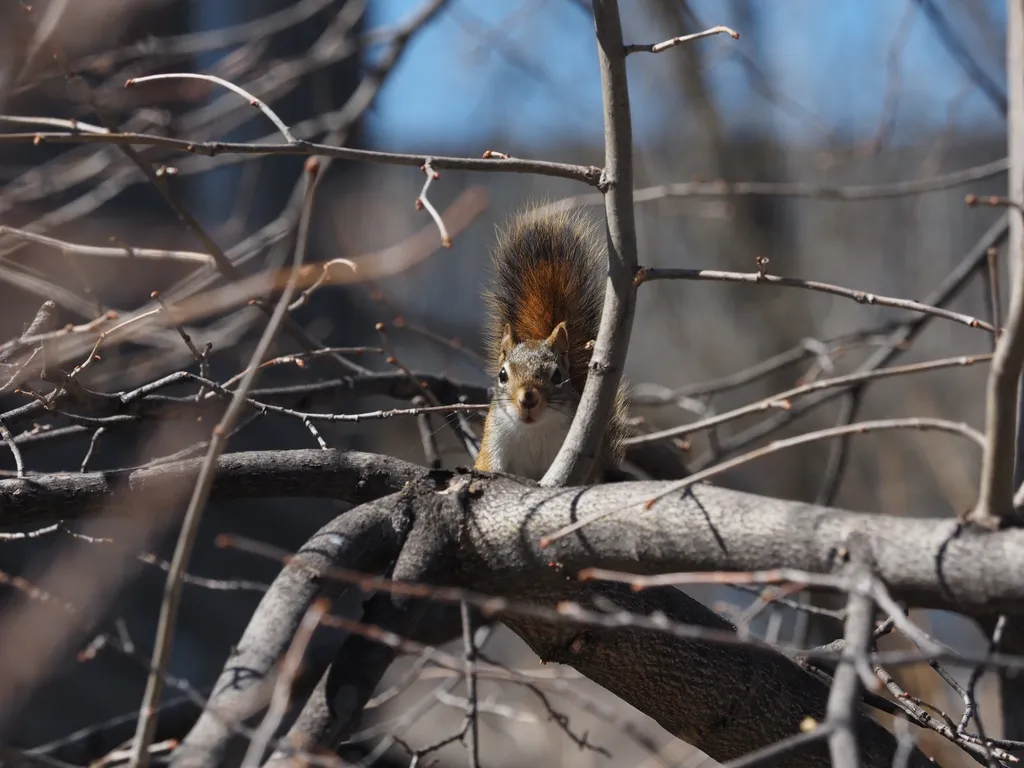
[498,367,509,384]
[550,368,563,386]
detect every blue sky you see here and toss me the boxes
[364,0,1008,148]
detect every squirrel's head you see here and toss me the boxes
[493,321,573,425]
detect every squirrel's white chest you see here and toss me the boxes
[485,405,574,481]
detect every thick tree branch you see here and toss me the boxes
[443,473,1024,615]
[181,470,950,768]
[6,453,1022,616]
[172,499,415,768]
[272,598,464,760]
[0,450,428,524]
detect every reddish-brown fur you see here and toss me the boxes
[474,207,629,480]
[483,208,604,395]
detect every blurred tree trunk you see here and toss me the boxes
[1003,0,1024,750]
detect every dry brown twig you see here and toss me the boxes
[627,353,992,446]
[416,160,452,248]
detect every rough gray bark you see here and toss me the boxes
[437,474,1023,615]
[8,451,1021,617]
[269,598,464,762]
[159,462,1023,767]
[172,498,412,768]
[0,449,428,524]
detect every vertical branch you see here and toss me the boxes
[970,0,1024,529]
[826,561,875,768]
[994,616,1024,746]
[542,0,639,486]
[460,600,480,768]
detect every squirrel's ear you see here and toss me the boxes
[545,321,569,356]
[500,323,517,356]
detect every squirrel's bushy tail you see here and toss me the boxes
[484,206,605,394]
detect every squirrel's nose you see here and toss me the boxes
[518,387,539,409]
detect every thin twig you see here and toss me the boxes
[460,601,480,768]
[624,25,739,54]
[688,215,1008,471]
[636,266,995,334]
[961,614,1007,734]
[626,353,991,445]
[2,131,602,185]
[287,258,357,311]
[987,247,1003,351]
[376,322,480,455]
[532,157,1010,214]
[416,160,451,247]
[125,73,302,144]
[0,421,25,478]
[80,427,104,472]
[0,227,212,265]
[414,396,443,469]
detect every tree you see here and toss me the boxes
[0,1,1021,767]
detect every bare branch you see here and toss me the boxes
[0,131,603,185]
[627,353,991,445]
[825,552,875,768]
[636,266,996,334]
[240,599,327,768]
[688,214,1008,470]
[624,25,739,55]
[533,157,1010,213]
[125,72,302,144]
[543,0,638,485]
[543,416,985,546]
[969,0,1024,529]
[0,449,426,524]
[0,226,213,266]
[173,502,409,768]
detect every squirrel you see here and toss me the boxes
[473,206,629,483]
